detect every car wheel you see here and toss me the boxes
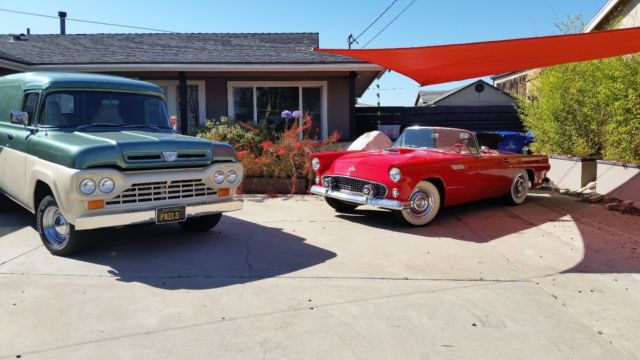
[179,213,222,232]
[505,170,529,205]
[395,181,441,226]
[37,195,83,256]
[325,197,359,213]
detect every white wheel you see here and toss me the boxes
[506,170,529,205]
[396,181,441,226]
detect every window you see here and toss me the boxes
[39,91,170,128]
[22,93,40,124]
[228,81,327,138]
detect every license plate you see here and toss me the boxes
[156,206,186,224]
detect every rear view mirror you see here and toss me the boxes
[10,111,28,125]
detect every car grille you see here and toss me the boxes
[324,176,387,199]
[105,179,216,207]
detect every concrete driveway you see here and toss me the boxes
[1,191,639,359]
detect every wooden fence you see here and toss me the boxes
[354,106,523,139]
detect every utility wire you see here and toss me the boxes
[0,8,175,33]
[362,0,416,48]
[352,0,398,43]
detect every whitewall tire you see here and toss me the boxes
[395,181,441,226]
[506,170,529,205]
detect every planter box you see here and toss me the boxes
[547,155,597,191]
[596,160,640,202]
[241,177,308,194]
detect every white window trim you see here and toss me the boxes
[148,80,207,127]
[227,81,328,139]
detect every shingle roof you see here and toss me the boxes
[0,33,363,65]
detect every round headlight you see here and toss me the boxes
[99,177,115,194]
[389,167,401,183]
[226,170,238,184]
[312,157,321,171]
[214,170,225,184]
[79,178,96,195]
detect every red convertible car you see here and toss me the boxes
[310,127,550,226]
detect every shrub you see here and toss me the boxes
[518,55,640,163]
[198,115,340,192]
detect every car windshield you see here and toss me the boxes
[39,91,171,130]
[393,127,479,155]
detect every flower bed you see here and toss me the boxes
[197,114,340,194]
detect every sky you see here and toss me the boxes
[0,0,606,106]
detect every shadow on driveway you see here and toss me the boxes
[334,192,640,274]
[67,217,336,290]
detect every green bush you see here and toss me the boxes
[518,55,640,163]
[196,116,276,155]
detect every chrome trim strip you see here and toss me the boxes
[74,199,243,230]
[310,185,405,211]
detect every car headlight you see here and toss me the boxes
[99,177,115,194]
[312,157,321,171]
[79,178,96,195]
[214,170,225,184]
[226,170,238,184]
[389,167,401,183]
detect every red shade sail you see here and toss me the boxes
[316,27,640,86]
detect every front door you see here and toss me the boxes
[0,92,39,205]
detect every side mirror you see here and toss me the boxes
[10,111,29,125]
[480,146,491,154]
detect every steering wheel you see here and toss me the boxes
[451,143,472,154]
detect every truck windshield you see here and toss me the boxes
[39,91,171,129]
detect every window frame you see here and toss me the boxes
[22,91,41,126]
[227,81,328,139]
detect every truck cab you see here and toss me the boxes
[0,72,243,255]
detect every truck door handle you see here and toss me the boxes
[7,133,14,140]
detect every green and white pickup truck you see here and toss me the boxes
[0,72,243,255]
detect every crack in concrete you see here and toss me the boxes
[0,245,42,268]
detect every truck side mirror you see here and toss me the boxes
[10,111,29,125]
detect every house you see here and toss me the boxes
[414,79,514,106]
[0,31,383,139]
[492,0,640,96]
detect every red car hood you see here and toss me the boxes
[329,148,452,175]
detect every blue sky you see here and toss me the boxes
[0,0,606,105]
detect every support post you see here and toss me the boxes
[178,71,188,134]
[348,71,357,140]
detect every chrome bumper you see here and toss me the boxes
[310,185,405,211]
[74,199,243,231]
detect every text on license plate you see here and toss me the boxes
[156,206,186,224]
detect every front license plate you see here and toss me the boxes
[156,206,186,224]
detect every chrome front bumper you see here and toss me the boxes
[310,185,405,211]
[74,199,243,230]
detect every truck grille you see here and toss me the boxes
[105,179,216,207]
[324,176,387,199]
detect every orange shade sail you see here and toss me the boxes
[316,27,640,86]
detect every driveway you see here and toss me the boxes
[1,191,639,359]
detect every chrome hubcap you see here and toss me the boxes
[513,175,527,199]
[42,206,69,248]
[407,189,434,218]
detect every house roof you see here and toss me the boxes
[0,32,366,66]
[415,79,513,106]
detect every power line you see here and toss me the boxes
[0,8,175,33]
[362,0,416,48]
[353,0,398,42]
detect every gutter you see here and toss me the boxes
[24,63,384,73]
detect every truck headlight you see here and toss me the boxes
[79,179,96,195]
[312,157,321,171]
[389,167,401,183]
[226,170,238,184]
[99,177,115,194]
[214,170,225,184]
